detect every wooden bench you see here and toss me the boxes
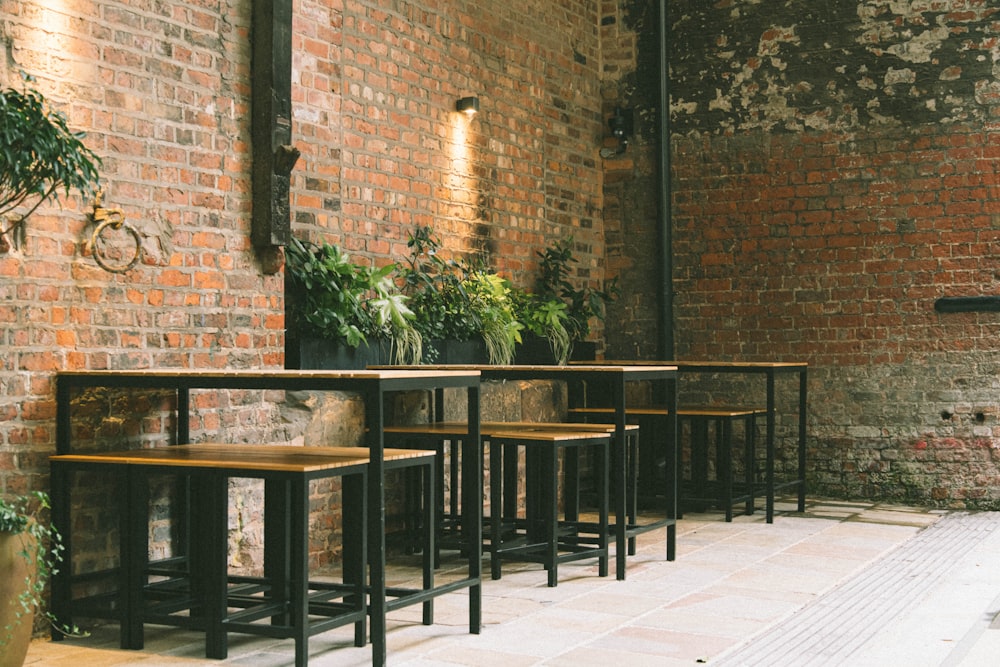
[569,406,764,521]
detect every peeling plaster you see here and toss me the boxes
[884,67,916,85]
[669,0,1000,136]
[883,21,950,64]
[708,88,732,112]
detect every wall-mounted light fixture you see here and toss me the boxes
[456,96,480,115]
[600,106,633,158]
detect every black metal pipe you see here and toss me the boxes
[657,0,674,359]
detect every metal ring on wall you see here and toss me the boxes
[91,216,141,273]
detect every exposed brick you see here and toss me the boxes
[602,0,1000,508]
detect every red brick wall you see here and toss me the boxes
[669,126,1000,505]
[292,0,606,286]
[608,0,1000,507]
[671,127,1000,363]
[600,0,666,359]
[0,0,285,498]
[0,0,609,571]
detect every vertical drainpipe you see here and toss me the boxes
[658,0,675,359]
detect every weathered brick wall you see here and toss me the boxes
[608,0,1000,507]
[0,0,608,575]
[0,0,286,496]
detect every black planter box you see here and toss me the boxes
[421,339,490,365]
[286,337,386,370]
[513,334,597,365]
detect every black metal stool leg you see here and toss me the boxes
[123,467,146,650]
[422,456,435,625]
[743,414,756,515]
[720,418,734,521]
[342,472,368,647]
[489,438,504,580]
[544,445,559,587]
[597,439,609,578]
[203,472,230,660]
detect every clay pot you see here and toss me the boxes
[0,531,36,667]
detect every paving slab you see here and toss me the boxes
[28,497,990,667]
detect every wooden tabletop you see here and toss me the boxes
[569,406,764,417]
[595,360,807,369]
[378,364,677,372]
[50,444,434,473]
[384,421,640,438]
[482,429,616,443]
[56,368,482,380]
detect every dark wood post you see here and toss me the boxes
[251,0,298,249]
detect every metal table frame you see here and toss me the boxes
[53,369,482,667]
[381,364,679,580]
[596,360,808,522]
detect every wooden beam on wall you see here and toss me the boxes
[251,0,299,249]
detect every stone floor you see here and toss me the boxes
[24,497,1000,666]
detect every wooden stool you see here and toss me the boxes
[386,420,639,572]
[49,445,373,664]
[677,409,759,521]
[484,429,609,587]
[569,406,761,521]
[384,423,473,564]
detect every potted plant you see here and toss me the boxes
[399,226,486,364]
[368,275,423,365]
[532,236,618,361]
[462,270,523,365]
[513,288,572,365]
[0,73,101,252]
[0,491,75,666]
[284,238,421,368]
[400,226,532,365]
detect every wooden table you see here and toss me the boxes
[376,364,679,580]
[595,360,808,522]
[52,369,482,667]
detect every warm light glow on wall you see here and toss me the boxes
[28,0,83,79]
[445,106,478,226]
[15,0,98,85]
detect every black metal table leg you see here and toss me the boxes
[123,467,148,650]
[202,472,230,660]
[342,472,368,647]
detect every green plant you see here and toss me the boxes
[399,226,480,343]
[368,275,422,365]
[286,237,377,346]
[285,238,421,363]
[463,271,523,365]
[535,236,618,346]
[0,491,82,647]
[0,73,102,251]
[513,289,572,364]
[400,226,527,364]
